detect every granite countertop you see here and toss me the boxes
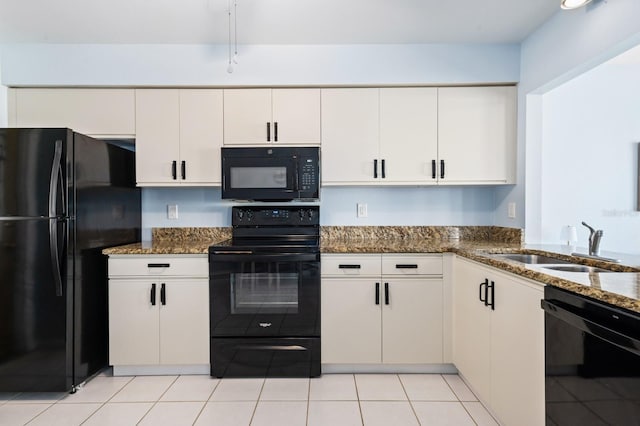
[102,226,640,313]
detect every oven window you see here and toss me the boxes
[231,272,299,314]
[230,167,287,188]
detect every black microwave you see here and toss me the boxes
[221,147,320,201]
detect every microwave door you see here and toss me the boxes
[223,158,296,200]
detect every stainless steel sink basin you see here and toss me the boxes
[542,265,614,273]
[490,253,573,265]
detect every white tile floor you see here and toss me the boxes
[0,372,498,425]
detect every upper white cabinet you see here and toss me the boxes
[438,86,517,184]
[321,86,516,186]
[223,88,321,145]
[11,88,135,137]
[321,88,380,184]
[135,89,223,186]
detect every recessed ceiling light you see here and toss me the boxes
[561,0,594,9]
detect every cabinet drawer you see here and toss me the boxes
[108,256,208,278]
[382,254,442,276]
[321,255,381,277]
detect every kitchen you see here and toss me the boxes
[1,0,640,425]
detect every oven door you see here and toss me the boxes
[209,252,320,337]
[221,153,297,201]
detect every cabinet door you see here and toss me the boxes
[14,88,135,136]
[382,278,443,364]
[159,280,210,365]
[179,89,224,184]
[490,277,544,426]
[135,89,180,185]
[271,88,321,144]
[321,88,380,184]
[322,278,382,363]
[108,280,160,365]
[379,88,438,184]
[438,86,516,184]
[452,259,491,402]
[223,89,272,144]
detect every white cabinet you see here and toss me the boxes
[11,88,135,137]
[322,254,444,365]
[453,257,544,426]
[321,88,379,184]
[107,255,210,375]
[321,86,516,186]
[438,86,517,184]
[223,88,321,145]
[135,89,223,186]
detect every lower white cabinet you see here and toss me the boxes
[453,257,544,426]
[107,255,210,374]
[321,254,444,365]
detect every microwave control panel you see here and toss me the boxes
[300,158,318,191]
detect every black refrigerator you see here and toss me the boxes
[0,128,141,392]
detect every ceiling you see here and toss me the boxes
[0,0,560,45]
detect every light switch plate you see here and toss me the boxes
[168,204,179,220]
[508,202,516,219]
[357,203,368,218]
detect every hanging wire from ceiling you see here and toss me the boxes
[227,0,238,73]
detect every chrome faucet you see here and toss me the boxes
[581,221,603,256]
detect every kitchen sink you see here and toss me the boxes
[489,253,573,265]
[542,265,614,273]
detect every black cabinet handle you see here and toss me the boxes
[488,281,495,310]
[395,264,418,269]
[160,283,166,306]
[267,122,271,141]
[150,283,156,306]
[181,161,186,180]
[381,159,386,179]
[432,160,436,179]
[148,263,170,268]
[374,159,378,178]
[338,264,361,269]
[375,282,380,305]
[479,279,488,304]
[171,161,177,180]
[384,282,389,305]
[274,122,278,142]
[440,160,445,179]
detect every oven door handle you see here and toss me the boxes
[541,299,640,357]
[210,253,319,262]
[236,344,308,351]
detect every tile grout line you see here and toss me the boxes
[353,374,365,426]
[247,378,266,425]
[76,374,135,425]
[191,376,223,425]
[398,373,423,426]
[305,377,311,426]
[442,375,494,426]
[135,374,181,425]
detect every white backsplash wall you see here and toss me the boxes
[141,186,496,240]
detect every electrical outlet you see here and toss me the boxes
[357,203,368,218]
[508,202,516,219]
[167,204,179,220]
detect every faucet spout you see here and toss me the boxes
[581,221,603,256]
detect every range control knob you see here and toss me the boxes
[236,210,244,220]
[246,211,254,221]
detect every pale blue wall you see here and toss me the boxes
[540,63,640,254]
[0,55,6,127]
[494,0,640,246]
[141,186,496,240]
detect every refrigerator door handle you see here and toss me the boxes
[49,140,65,218]
[49,218,64,297]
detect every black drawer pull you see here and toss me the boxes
[160,283,166,306]
[384,282,389,305]
[148,263,170,268]
[375,282,380,305]
[395,264,418,269]
[338,264,361,269]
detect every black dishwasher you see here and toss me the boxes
[541,286,640,425]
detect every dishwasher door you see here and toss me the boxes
[542,286,640,426]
